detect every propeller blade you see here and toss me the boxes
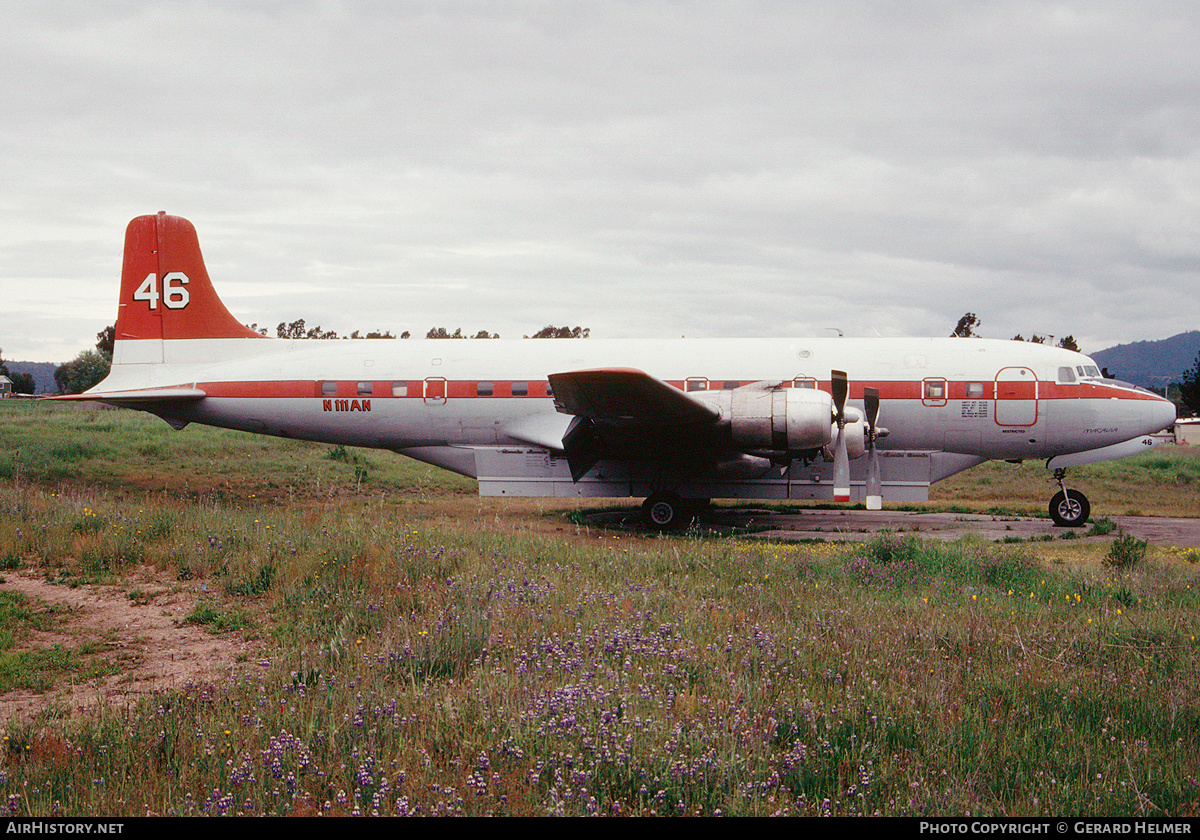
[833,422,850,502]
[830,371,851,502]
[866,444,882,510]
[831,370,848,423]
[863,386,879,433]
[863,386,882,510]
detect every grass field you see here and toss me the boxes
[1,400,1199,816]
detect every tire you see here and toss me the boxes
[1049,489,1090,527]
[642,492,688,531]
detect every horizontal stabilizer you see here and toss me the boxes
[48,387,207,405]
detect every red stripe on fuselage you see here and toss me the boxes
[191,378,1161,402]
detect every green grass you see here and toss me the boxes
[183,598,254,633]
[0,400,473,498]
[0,591,127,694]
[1,400,1199,816]
[933,448,1200,518]
[0,591,63,651]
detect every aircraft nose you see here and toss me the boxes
[1151,395,1177,434]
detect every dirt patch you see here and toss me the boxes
[0,570,261,726]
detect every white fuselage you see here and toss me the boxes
[101,334,1174,471]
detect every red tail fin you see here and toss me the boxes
[116,212,265,342]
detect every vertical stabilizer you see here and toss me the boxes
[115,213,265,350]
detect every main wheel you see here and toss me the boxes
[642,492,688,531]
[1049,489,1090,527]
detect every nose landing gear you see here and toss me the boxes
[1049,468,1091,527]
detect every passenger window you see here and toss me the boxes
[924,380,946,401]
[793,378,816,389]
[722,381,740,390]
[686,378,708,392]
[512,381,528,396]
[392,381,408,397]
[357,382,373,396]
[476,381,494,397]
[966,382,984,398]
[321,381,337,396]
[1057,367,1076,384]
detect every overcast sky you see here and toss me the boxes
[2,0,1198,364]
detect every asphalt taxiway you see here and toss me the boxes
[584,507,1200,547]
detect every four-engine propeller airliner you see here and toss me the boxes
[59,213,1177,529]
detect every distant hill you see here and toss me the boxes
[3,361,59,395]
[1090,331,1200,391]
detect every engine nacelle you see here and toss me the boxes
[716,383,834,453]
[835,409,867,461]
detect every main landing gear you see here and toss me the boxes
[640,492,706,531]
[1049,468,1091,528]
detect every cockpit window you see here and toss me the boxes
[1058,367,1076,383]
[1076,365,1100,378]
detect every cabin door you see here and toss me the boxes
[994,367,1038,427]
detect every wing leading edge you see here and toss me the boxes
[548,368,719,425]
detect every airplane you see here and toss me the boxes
[57,212,1177,530]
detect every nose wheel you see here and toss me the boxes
[1049,469,1090,527]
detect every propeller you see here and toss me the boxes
[831,370,850,502]
[864,386,882,510]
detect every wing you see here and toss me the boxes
[548,368,720,426]
[547,368,724,480]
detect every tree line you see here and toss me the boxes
[950,312,1078,351]
[269,319,590,341]
[0,349,36,395]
